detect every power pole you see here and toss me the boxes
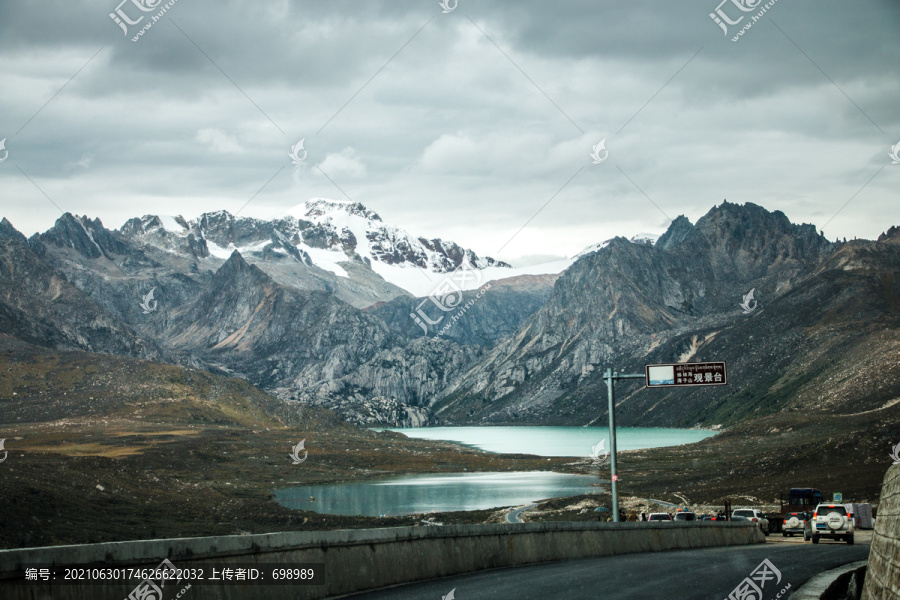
[604,368,645,522]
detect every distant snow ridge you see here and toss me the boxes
[122,200,663,297]
[284,199,516,294]
[574,232,660,259]
[122,199,541,297]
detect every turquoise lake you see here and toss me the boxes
[274,426,716,516]
[373,425,717,457]
[274,471,602,517]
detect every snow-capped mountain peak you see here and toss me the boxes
[120,199,522,298]
[292,198,383,223]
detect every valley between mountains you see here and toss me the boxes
[1,199,898,547]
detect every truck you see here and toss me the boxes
[767,488,825,534]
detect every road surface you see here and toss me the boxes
[642,498,677,508]
[344,541,869,599]
[505,504,537,524]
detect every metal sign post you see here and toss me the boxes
[604,368,645,522]
[604,362,727,522]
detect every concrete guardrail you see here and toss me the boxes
[0,520,764,599]
[862,462,900,600]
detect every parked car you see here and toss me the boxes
[782,512,811,537]
[673,512,697,522]
[648,513,673,521]
[810,503,854,544]
[732,508,770,535]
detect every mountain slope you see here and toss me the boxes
[0,218,160,359]
[369,273,557,345]
[433,202,894,426]
[6,212,552,425]
[6,200,896,433]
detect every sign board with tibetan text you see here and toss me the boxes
[645,362,727,387]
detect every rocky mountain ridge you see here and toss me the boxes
[1,207,556,425]
[434,202,900,428]
[117,199,523,304]
[3,200,897,430]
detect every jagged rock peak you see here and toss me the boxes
[36,213,130,259]
[696,201,825,241]
[121,214,189,236]
[878,226,900,242]
[219,249,254,276]
[656,215,693,251]
[0,217,26,241]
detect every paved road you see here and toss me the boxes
[505,504,537,524]
[642,498,677,508]
[344,542,869,600]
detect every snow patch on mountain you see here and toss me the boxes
[157,214,188,235]
[297,245,349,278]
[573,232,660,260]
[631,232,660,245]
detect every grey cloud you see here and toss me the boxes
[0,0,898,261]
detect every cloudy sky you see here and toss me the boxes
[1,0,898,265]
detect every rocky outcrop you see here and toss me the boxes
[280,337,483,409]
[369,274,554,346]
[275,393,432,427]
[434,202,847,425]
[0,218,161,359]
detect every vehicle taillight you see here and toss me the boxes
[813,512,817,519]
[751,518,757,522]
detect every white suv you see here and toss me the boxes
[810,503,854,544]
[732,508,770,535]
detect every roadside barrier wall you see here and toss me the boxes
[862,462,900,600]
[0,520,763,600]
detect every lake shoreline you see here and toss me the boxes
[371,425,718,457]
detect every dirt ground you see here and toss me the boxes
[0,412,892,549]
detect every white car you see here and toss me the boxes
[810,503,854,544]
[732,508,770,535]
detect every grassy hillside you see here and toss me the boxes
[0,335,564,549]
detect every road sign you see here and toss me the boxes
[834,492,843,502]
[645,362,727,387]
